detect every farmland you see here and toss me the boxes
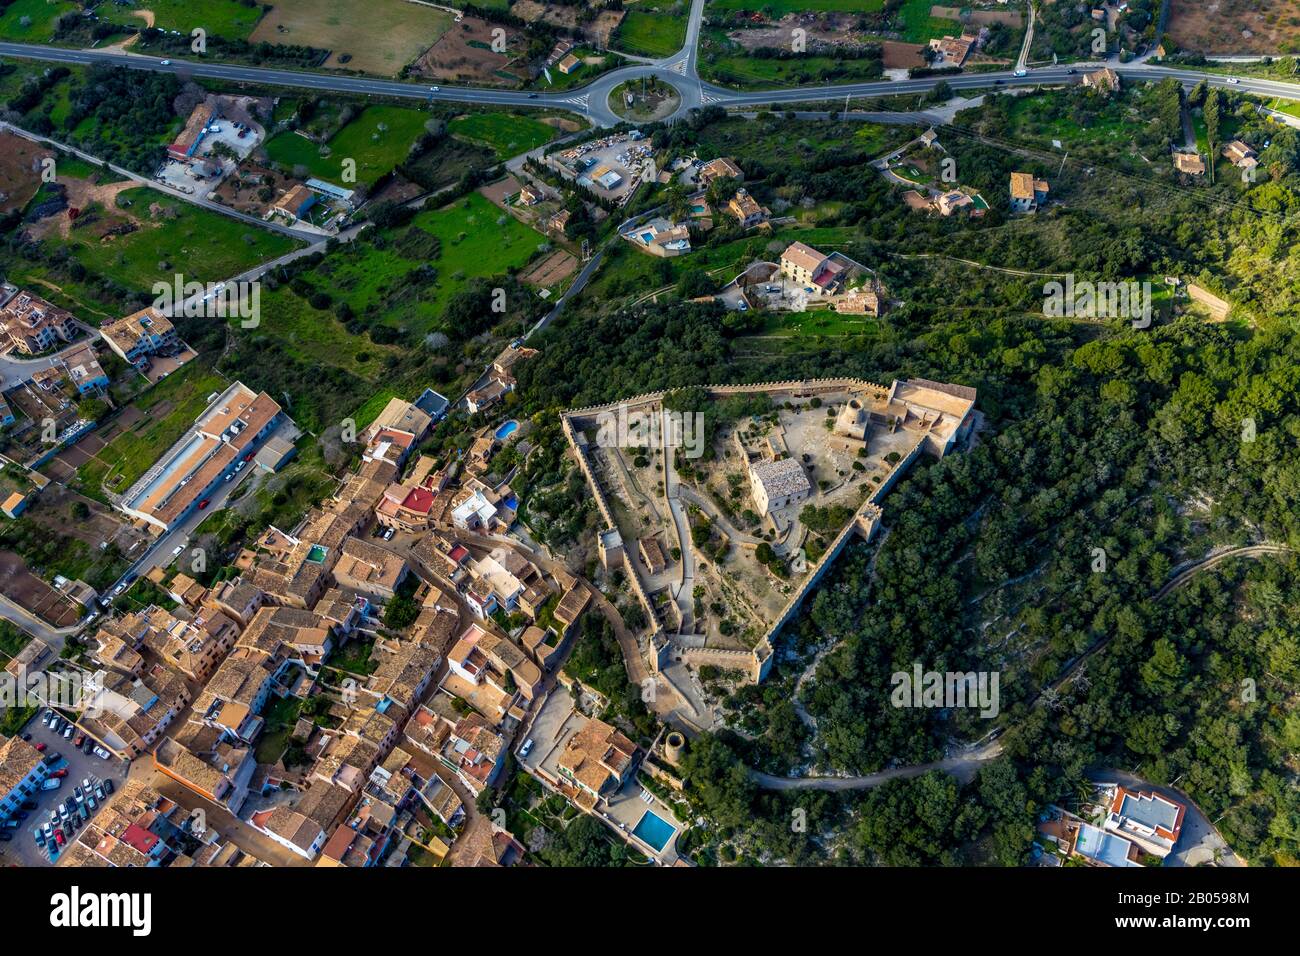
[0,0,77,43]
[307,191,549,336]
[1168,0,1300,55]
[55,186,300,293]
[447,112,559,159]
[249,0,455,74]
[612,10,688,59]
[101,0,267,40]
[707,0,883,14]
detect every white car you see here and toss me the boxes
[518,738,534,758]
[171,544,184,557]
[430,86,440,92]
[160,59,172,66]
[92,746,111,760]
[1226,77,1240,84]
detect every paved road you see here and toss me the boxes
[7,31,1300,129]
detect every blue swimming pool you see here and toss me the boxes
[494,419,519,441]
[631,809,676,852]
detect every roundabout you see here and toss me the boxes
[608,77,682,123]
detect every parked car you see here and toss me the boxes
[33,742,46,752]
[197,499,210,510]
[519,738,535,758]
[35,830,46,847]
[81,740,94,756]
[44,752,60,764]
[94,785,105,801]
[53,829,65,847]
[82,778,92,791]
[62,724,74,739]
[102,779,114,796]
[20,801,36,811]
[20,733,31,741]
[73,734,84,747]
[93,746,111,760]
[51,769,68,779]
[171,545,184,557]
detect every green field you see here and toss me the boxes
[448,112,558,159]
[67,187,300,292]
[0,0,77,42]
[74,363,229,498]
[102,0,267,40]
[314,191,548,335]
[707,0,882,13]
[702,52,883,89]
[264,105,432,187]
[893,0,960,42]
[612,11,688,59]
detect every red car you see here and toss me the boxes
[242,452,255,463]
[33,742,46,752]
[197,498,210,510]
[51,769,68,778]
[54,829,65,847]
[73,734,84,747]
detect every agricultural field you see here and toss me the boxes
[612,9,688,59]
[707,0,883,14]
[701,49,884,89]
[1168,0,1300,55]
[447,112,559,159]
[49,186,300,293]
[264,104,432,187]
[0,130,52,214]
[410,14,529,87]
[99,0,267,40]
[0,0,77,43]
[249,0,455,74]
[892,0,961,43]
[307,191,549,336]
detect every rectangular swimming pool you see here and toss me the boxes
[631,809,676,852]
